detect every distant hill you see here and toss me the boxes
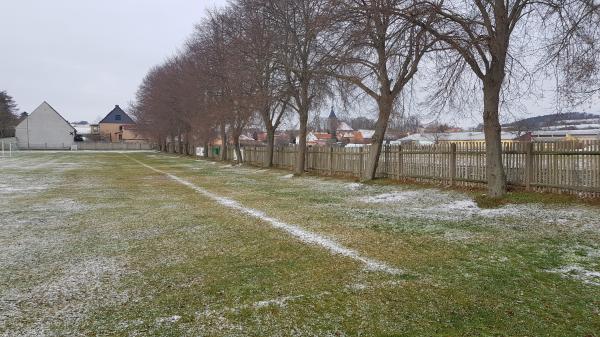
[503,112,600,131]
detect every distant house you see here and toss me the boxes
[529,129,600,141]
[71,121,91,137]
[255,131,292,146]
[356,129,375,142]
[397,131,523,145]
[98,105,145,143]
[297,132,334,146]
[15,102,75,149]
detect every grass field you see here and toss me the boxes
[1,151,599,336]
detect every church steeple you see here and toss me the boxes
[328,106,337,119]
[328,105,338,140]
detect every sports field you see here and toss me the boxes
[1,151,599,336]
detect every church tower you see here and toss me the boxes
[328,106,338,140]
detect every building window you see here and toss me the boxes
[115,115,122,121]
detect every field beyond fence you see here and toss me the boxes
[5,142,155,151]
[201,141,600,198]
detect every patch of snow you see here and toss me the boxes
[280,174,294,179]
[345,183,364,191]
[547,265,600,286]
[156,315,182,324]
[0,185,48,194]
[127,156,403,275]
[254,295,304,308]
[358,191,423,203]
[0,257,129,335]
[347,283,368,291]
[439,199,479,211]
[442,229,474,241]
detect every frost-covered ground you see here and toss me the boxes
[0,152,599,336]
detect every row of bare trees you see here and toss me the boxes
[132,0,599,197]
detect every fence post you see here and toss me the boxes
[329,146,334,176]
[397,145,403,179]
[450,143,457,186]
[358,147,364,178]
[525,141,533,191]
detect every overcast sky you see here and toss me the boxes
[0,0,226,123]
[1,0,598,128]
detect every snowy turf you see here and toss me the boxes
[126,155,402,275]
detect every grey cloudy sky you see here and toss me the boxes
[0,0,226,123]
[1,0,598,128]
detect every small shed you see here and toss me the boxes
[15,102,75,149]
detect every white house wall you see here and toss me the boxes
[15,102,75,149]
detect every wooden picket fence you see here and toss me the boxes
[218,140,600,198]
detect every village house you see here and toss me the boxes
[397,131,524,145]
[255,131,292,146]
[528,129,600,141]
[98,105,145,143]
[297,132,334,146]
[14,102,76,149]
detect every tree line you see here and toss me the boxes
[0,91,21,138]
[132,0,600,197]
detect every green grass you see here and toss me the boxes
[474,191,600,209]
[1,151,599,336]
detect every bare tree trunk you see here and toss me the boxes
[177,129,182,154]
[265,126,275,167]
[363,97,393,180]
[483,80,507,197]
[203,141,209,158]
[219,122,227,161]
[294,107,308,175]
[185,132,191,156]
[233,135,243,165]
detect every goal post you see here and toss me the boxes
[0,140,16,158]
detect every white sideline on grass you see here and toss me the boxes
[127,155,402,275]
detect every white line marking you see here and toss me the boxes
[127,155,402,275]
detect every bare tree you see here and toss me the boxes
[234,0,290,167]
[406,0,600,197]
[328,0,435,180]
[267,0,334,175]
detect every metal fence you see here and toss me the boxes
[232,141,600,197]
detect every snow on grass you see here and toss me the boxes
[127,156,403,275]
[546,265,600,286]
[345,182,364,191]
[0,257,129,336]
[253,295,304,308]
[0,184,48,194]
[357,191,426,203]
[280,174,294,179]
[156,315,182,324]
[354,187,600,232]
